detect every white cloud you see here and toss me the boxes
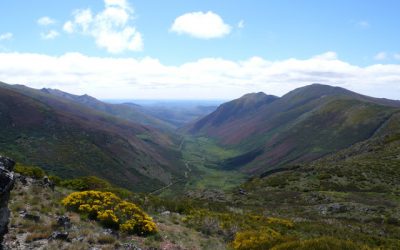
[237,20,245,29]
[0,52,399,100]
[63,21,74,33]
[0,32,13,41]
[63,0,142,53]
[374,52,387,60]
[37,16,56,26]
[41,30,59,40]
[170,11,231,39]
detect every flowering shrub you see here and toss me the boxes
[232,228,286,250]
[266,217,294,229]
[97,209,119,228]
[61,190,157,235]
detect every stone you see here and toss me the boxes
[120,243,143,250]
[328,203,348,213]
[160,211,171,216]
[57,216,71,229]
[0,156,15,248]
[22,213,40,223]
[318,203,349,215]
[49,231,69,241]
[103,228,118,237]
[238,189,247,195]
[42,176,55,191]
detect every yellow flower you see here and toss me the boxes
[62,190,157,235]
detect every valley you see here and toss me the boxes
[1,82,400,249]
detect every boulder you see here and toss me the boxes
[0,156,15,248]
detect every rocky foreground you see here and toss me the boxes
[0,156,15,249]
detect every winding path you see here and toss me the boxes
[150,137,192,194]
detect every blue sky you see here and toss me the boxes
[0,0,399,99]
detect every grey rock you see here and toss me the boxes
[120,243,143,250]
[238,189,247,195]
[57,216,71,229]
[318,203,349,215]
[0,156,15,248]
[328,203,348,213]
[42,176,55,191]
[160,211,171,216]
[14,174,27,185]
[22,213,40,222]
[103,228,118,237]
[49,231,69,241]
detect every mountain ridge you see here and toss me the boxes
[40,87,175,131]
[0,82,185,191]
[186,83,400,174]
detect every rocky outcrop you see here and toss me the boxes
[0,156,15,248]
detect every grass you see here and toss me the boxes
[160,135,247,196]
[181,136,240,162]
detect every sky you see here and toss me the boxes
[0,0,399,100]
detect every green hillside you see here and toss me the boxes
[41,88,176,131]
[0,82,185,192]
[187,84,400,175]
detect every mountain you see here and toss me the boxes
[186,84,400,174]
[0,82,185,191]
[40,88,175,131]
[187,92,278,131]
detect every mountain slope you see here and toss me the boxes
[187,92,278,132]
[252,111,400,192]
[187,84,400,174]
[0,82,185,191]
[40,88,175,131]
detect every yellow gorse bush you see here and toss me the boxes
[232,228,285,250]
[266,217,294,229]
[61,190,157,235]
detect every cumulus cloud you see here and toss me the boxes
[41,30,59,40]
[0,52,399,100]
[0,33,13,41]
[63,0,143,53]
[37,16,56,26]
[170,11,231,39]
[63,21,74,33]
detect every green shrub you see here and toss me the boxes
[271,237,371,250]
[48,175,62,185]
[14,164,45,179]
[60,176,111,191]
[183,209,295,240]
